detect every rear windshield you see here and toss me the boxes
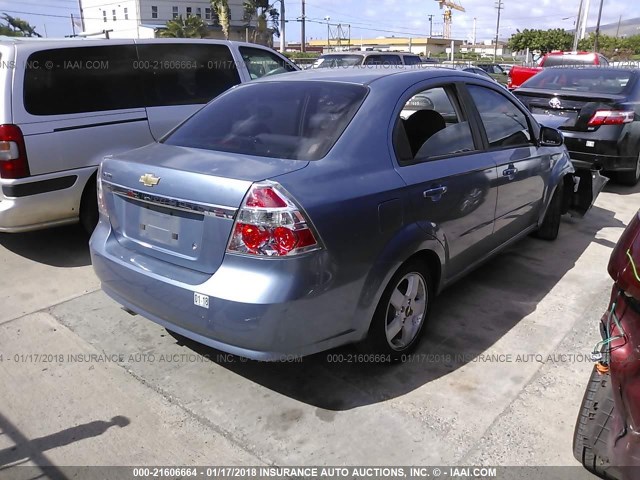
[314,55,363,68]
[522,68,634,94]
[163,81,368,161]
[542,54,596,67]
[363,55,402,66]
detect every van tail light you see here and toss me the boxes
[587,110,635,127]
[227,181,322,257]
[609,211,640,301]
[96,163,108,218]
[0,124,30,179]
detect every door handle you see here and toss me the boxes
[502,167,518,179]
[423,185,448,201]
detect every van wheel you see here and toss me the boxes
[573,367,617,479]
[616,153,640,186]
[534,182,563,241]
[80,176,98,235]
[361,260,433,361]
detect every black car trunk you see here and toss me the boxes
[515,88,626,132]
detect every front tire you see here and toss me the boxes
[361,260,433,360]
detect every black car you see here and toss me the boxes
[514,67,640,185]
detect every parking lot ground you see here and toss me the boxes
[1,182,639,475]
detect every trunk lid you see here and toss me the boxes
[101,142,308,274]
[516,88,626,132]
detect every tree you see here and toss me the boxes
[243,0,279,45]
[508,28,572,55]
[159,15,208,38]
[211,0,231,40]
[0,14,41,37]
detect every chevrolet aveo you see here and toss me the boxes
[90,68,601,361]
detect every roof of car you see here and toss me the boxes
[257,65,485,86]
[320,51,418,57]
[0,36,272,49]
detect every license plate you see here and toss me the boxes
[531,107,578,126]
[194,292,209,309]
[139,207,180,246]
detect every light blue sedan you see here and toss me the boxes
[90,67,602,361]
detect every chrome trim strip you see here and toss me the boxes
[103,181,237,219]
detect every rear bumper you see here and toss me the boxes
[90,221,363,360]
[601,287,640,470]
[562,132,637,172]
[0,167,95,232]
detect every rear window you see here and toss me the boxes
[163,81,368,161]
[314,55,363,68]
[542,54,596,67]
[363,55,402,66]
[403,55,422,66]
[522,68,634,94]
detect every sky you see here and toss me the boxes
[1,0,639,44]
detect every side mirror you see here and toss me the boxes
[539,126,564,147]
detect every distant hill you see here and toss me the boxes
[584,17,640,37]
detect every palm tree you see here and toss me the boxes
[159,15,208,38]
[211,0,231,40]
[243,0,279,45]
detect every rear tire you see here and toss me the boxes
[615,154,640,186]
[534,182,563,241]
[80,176,98,235]
[573,367,618,479]
[361,260,433,361]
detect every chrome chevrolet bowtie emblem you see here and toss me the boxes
[549,97,562,109]
[139,173,160,187]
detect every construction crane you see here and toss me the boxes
[435,0,465,39]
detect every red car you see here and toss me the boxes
[508,51,609,90]
[574,210,640,479]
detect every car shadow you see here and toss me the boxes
[603,180,640,196]
[0,225,91,268]
[171,204,627,411]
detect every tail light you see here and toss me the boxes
[227,181,322,257]
[609,211,640,300]
[587,110,635,127]
[0,124,30,179]
[96,163,108,218]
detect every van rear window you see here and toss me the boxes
[163,81,368,161]
[23,44,240,115]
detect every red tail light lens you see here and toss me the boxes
[0,124,30,179]
[587,110,635,127]
[227,181,322,257]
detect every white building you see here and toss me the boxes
[79,0,247,39]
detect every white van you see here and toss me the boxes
[0,37,297,233]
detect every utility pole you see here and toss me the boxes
[472,17,477,45]
[493,0,504,62]
[71,13,76,36]
[593,0,604,53]
[301,0,306,52]
[280,0,285,53]
[573,0,584,50]
[579,0,591,40]
[428,14,434,37]
[616,15,622,38]
[325,16,330,50]
[78,0,85,32]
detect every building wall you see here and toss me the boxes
[80,0,246,38]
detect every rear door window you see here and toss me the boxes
[136,44,240,107]
[24,45,142,115]
[395,85,476,163]
[163,81,368,161]
[239,46,296,79]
